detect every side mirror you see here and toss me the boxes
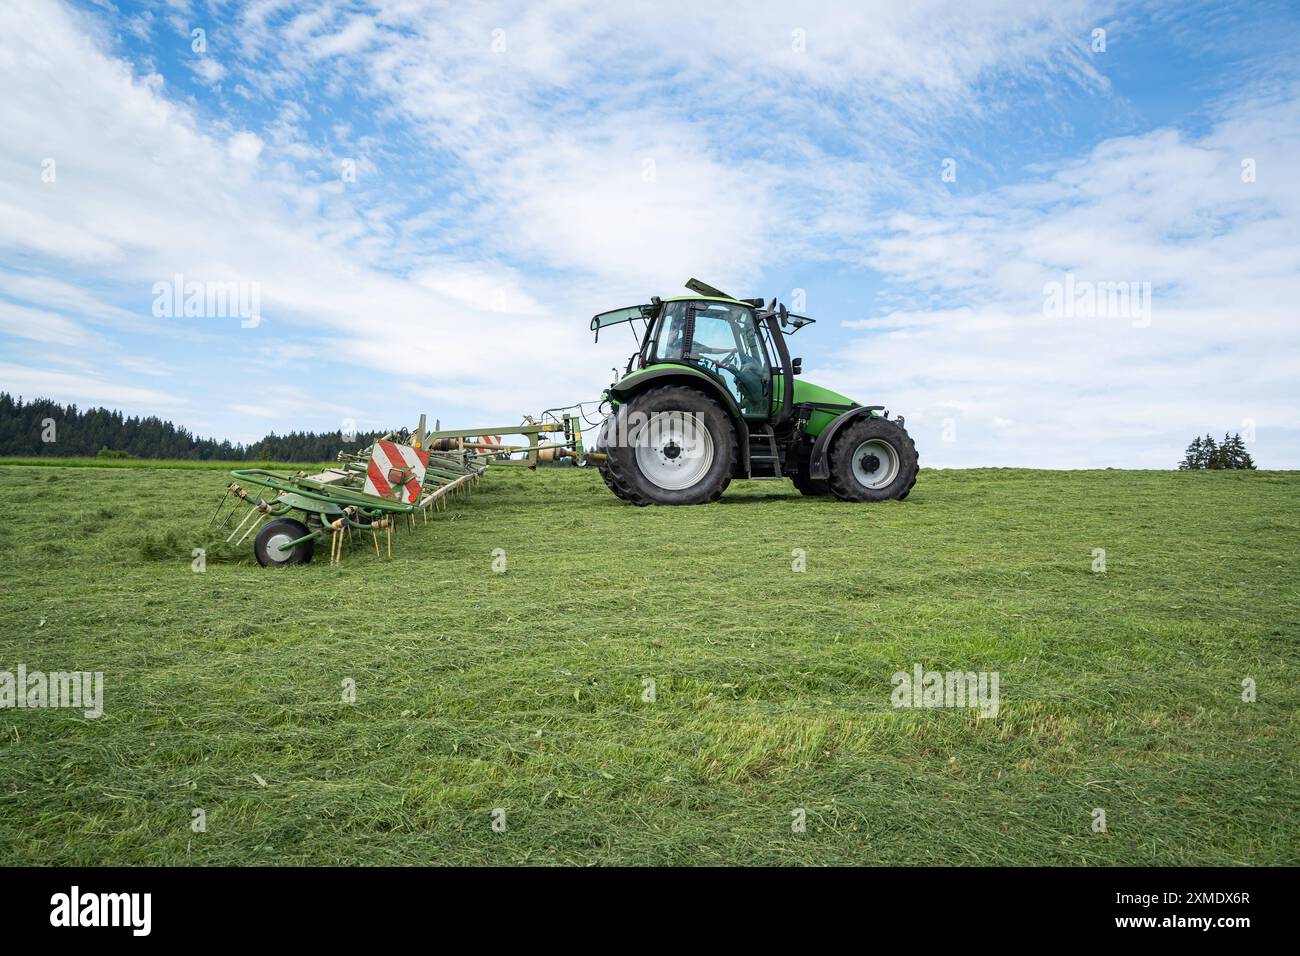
[792,357,803,375]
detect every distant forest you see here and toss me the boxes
[0,393,395,461]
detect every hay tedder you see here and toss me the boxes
[211,412,585,566]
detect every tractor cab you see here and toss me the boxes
[591,279,812,421]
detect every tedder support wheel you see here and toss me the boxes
[608,385,736,505]
[826,417,919,502]
[254,517,316,567]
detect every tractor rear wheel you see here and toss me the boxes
[596,457,623,496]
[608,385,735,505]
[595,416,636,501]
[827,417,918,502]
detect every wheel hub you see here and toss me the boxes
[634,412,715,490]
[264,532,295,561]
[850,439,900,490]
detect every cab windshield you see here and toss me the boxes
[650,300,770,417]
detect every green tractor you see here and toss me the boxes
[590,279,919,505]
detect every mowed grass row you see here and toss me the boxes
[0,462,1296,865]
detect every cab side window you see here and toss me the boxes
[651,301,770,417]
[652,302,689,361]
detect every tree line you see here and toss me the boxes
[1179,433,1256,470]
[0,393,394,462]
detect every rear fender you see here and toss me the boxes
[608,366,751,476]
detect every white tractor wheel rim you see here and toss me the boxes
[635,412,715,490]
[265,532,295,561]
[851,439,900,489]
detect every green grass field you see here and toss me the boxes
[0,461,1296,865]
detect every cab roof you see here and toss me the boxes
[661,295,753,307]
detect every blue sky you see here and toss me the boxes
[1,0,1298,466]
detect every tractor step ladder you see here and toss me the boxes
[746,423,784,479]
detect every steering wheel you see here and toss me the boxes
[697,347,740,374]
[695,351,764,408]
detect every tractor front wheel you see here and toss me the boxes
[827,417,918,502]
[608,386,736,505]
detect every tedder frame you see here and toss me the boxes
[211,412,585,567]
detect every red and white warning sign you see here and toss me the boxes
[364,439,429,504]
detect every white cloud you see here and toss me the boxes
[2,0,1298,469]
[819,90,1300,467]
[228,131,264,163]
[0,0,595,424]
[0,363,186,410]
[340,0,1112,292]
[0,301,99,347]
[307,15,378,59]
[0,272,144,329]
[189,55,226,86]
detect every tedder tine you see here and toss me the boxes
[225,505,257,544]
[217,506,239,532]
[208,484,235,527]
[217,485,251,531]
[235,511,266,547]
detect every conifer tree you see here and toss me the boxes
[1200,434,1219,468]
